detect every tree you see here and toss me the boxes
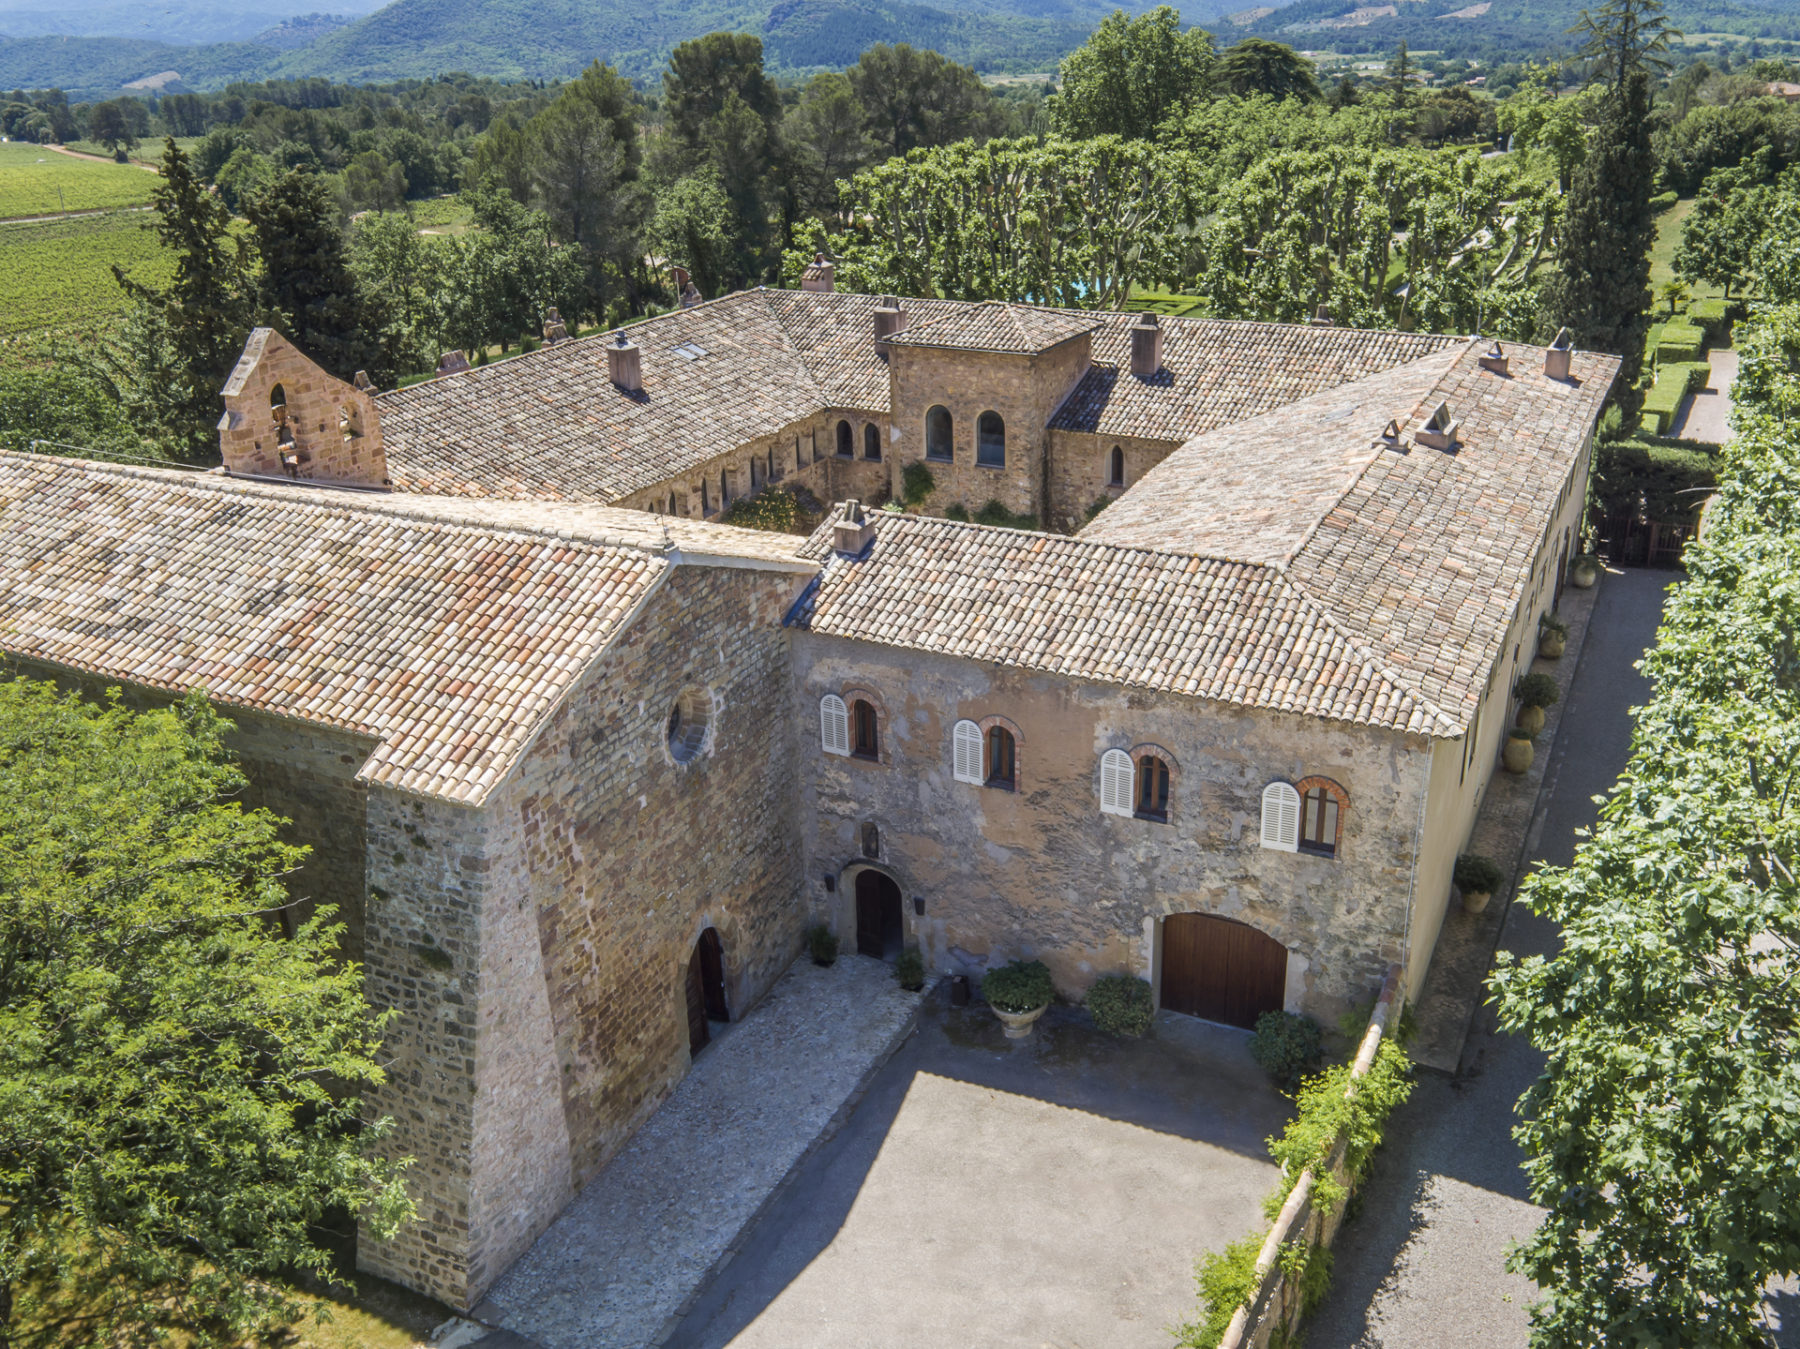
[1572,0,1679,94]
[650,171,747,303]
[244,166,383,381]
[848,43,1002,156]
[1673,159,1782,299]
[1498,67,1595,191]
[0,680,413,1346]
[98,138,254,455]
[527,66,645,312]
[434,186,585,357]
[349,210,440,377]
[1048,6,1215,142]
[1386,41,1414,105]
[1213,38,1321,102]
[1547,71,1656,423]
[663,32,781,151]
[87,99,137,158]
[1491,301,1800,1349]
[786,71,876,216]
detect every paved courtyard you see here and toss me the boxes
[667,998,1291,1349]
[476,955,923,1349]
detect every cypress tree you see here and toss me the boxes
[244,167,382,383]
[1548,70,1656,424]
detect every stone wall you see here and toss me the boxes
[790,638,1433,1022]
[218,329,387,487]
[888,335,1091,525]
[451,559,814,1300]
[1046,430,1182,533]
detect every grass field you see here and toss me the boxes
[0,211,173,348]
[1649,197,1727,309]
[0,143,158,219]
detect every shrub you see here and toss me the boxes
[1507,725,1536,743]
[1539,611,1568,637]
[1087,974,1154,1036]
[721,486,801,534]
[900,461,935,507]
[943,502,971,521]
[1649,188,1679,212]
[895,947,925,992]
[1454,853,1506,896]
[1639,361,1712,434]
[1655,321,1707,366]
[1174,1231,1262,1348]
[808,924,838,966]
[973,499,1039,531]
[1249,1010,1324,1091]
[981,959,1053,1013]
[1686,296,1734,345]
[1514,671,1561,709]
[1592,437,1717,519]
[1268,1037,1414,1212]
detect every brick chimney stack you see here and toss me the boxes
[1129,312,1163,377]
[801,252,836,293]
[607,330,643,391]
[1544,328,1573,380]
[873,295,906,351]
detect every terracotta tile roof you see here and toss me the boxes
[790,511,1446,734]
[1050,318,1462,442]
[881,301,1104,354]
[0,453,707,805]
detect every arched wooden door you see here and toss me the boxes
[1160,913,1287,1030]
[685,928,728,1055]
[855,871,904,960]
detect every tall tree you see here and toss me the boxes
[663,33,781,151]
[527,65,645,312]
[0,680,413,1347]
[1547,70,1656,421]
[1049,6,1215,142]
[848,43,1002,156]
[786,71,876,216]
[244,166,382,382]
[1213,39,1321,102]
[1573,0,1679,93]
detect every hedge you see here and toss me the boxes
[1591,437,1717,519]
[1685,297,1733,347]
[1655,322,1708,367]
[1649,189,1679,212]
[1639,362,1711,435]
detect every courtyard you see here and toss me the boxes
[666,994,1291,1349]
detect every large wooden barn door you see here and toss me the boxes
[855,871,904,960]
[1160,913,1287,1030]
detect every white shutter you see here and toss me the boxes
[820,694,850,756]
[1261,782,1300,852]
[953,720,983,783]
[1100,749,1134,817]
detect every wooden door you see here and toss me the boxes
[855,870,903,960]
[685,944,710,1055]
[697,927,728,1022]
[1160,912,1288,1030]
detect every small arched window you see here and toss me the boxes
[1099,748,1134,817]
[1136,755,1170,820]
[270,382,287,411]
[1108,445,1125,487]
[864,422,881,461]
[719,469,730,507]
[851,699,879,759]
[925,405,954,462]
[952,719,983,783]
[667,491,678,515]
[976,411,1005,468]
[820,694,850,756]
[796,436,805,471]
[985,726,1016,789]
[750,457,762,490]
[1298,781,1344,858]
[700,478,710,514]
[1260,782,1301,852]
[836,418,854,458]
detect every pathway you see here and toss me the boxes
[1306,567,1671,1349]
[47,143,161,172]
[475,955,922,1349]
[1671,347,1738,443]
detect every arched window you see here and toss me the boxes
[1099,748,1134,817]
[667,491,678,515]
[819,694,850,756]
[750,457,762,490]
[1260,782,1300,852]
[1135,755,1170,820]
[1297,779,1347,858]
[864,422,881,461]
[796,436,805,471]
[976,411,1005,468]
[925,405,954,462]
[700,478,710,514]
[270,383,287,411]
[719,469,730,508]
[952,719,983,783]
[1108,445,1125,487]
[985,726,1016,789]
[836,418,854,458]
[852,699,879,759]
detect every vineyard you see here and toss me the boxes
[0,144,158,220]
[0,212,174,356]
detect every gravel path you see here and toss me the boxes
[478,955,922,1349]
[1671,348,1737,444]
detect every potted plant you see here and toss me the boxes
[1503,726,1535,774]
[981,959,1053,1038]
[1454,853,1506,915]
[1514,671,1561,735]
[1569,553,1601,589]
[808,924,838,967]
[895,947,925,992]
[1538,612,1568,660]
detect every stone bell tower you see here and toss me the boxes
[218,328,389,488]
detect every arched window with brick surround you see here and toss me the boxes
[1108,445,1125,487]
[977,411,1006,468]
[1295,777,1348,858]
[1135,753,1171,820]
[851,699,879,759]
[864,423,881,461]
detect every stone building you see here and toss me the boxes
[0,286,1614,1312]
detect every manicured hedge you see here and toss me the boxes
[1639,362,1711,435]
[1592,436,1718,517]
[1649,189,1679,212]
[1686,297,1733,346]
[1655,322,1708,367]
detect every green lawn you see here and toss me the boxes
[0,143,158,219]
[1648,197,1726,312]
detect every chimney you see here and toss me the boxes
[607,329,642,391]
[1309,304,1333,328]
[353,370,373,391]
[1544,327,1573,380]
[873,295,905,351]
[1478,340,1509,375]
[832,499,877,556]
[542,306,569,344]
[1129,312,1163,377]
[435,350,471,378]
[801,252,836,293]
[1413,400,1460,451]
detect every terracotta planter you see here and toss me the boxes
[1516,704,1547,735]
[1460,887,1492,915]
[1503,735,1535,774]
[1569,557,1600,589]
[1539,631,1566,660]
[992,1003,1049,1039]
